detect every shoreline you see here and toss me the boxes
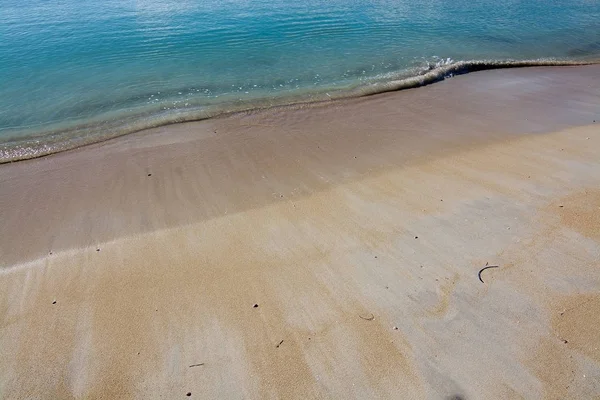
[1,59,598,164]
[2,64,599,268]
[1,65,599,398]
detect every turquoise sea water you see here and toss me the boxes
[1,0,599,161]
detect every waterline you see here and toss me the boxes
[1,59,597,163]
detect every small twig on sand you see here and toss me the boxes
[359,313,375,321]
[478,262,499,283]
[189,363,204,368]
[276,340,284,348]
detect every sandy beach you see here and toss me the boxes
[1,65,599,399]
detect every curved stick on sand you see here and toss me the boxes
[478,262,499,283]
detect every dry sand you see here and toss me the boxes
[1,65,599,399]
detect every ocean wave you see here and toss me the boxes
[1,58,598,163]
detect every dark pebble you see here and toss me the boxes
[96,248,100,252]
[52,300,56,305]
[253,303,259,308]
[148,173,152,177]
[186,392,192,397]
[415,236,418,239]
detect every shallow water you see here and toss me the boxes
[1,0,599,161]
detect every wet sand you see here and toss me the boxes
[1,65,599,399]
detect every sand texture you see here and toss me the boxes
[1,65,600,399]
